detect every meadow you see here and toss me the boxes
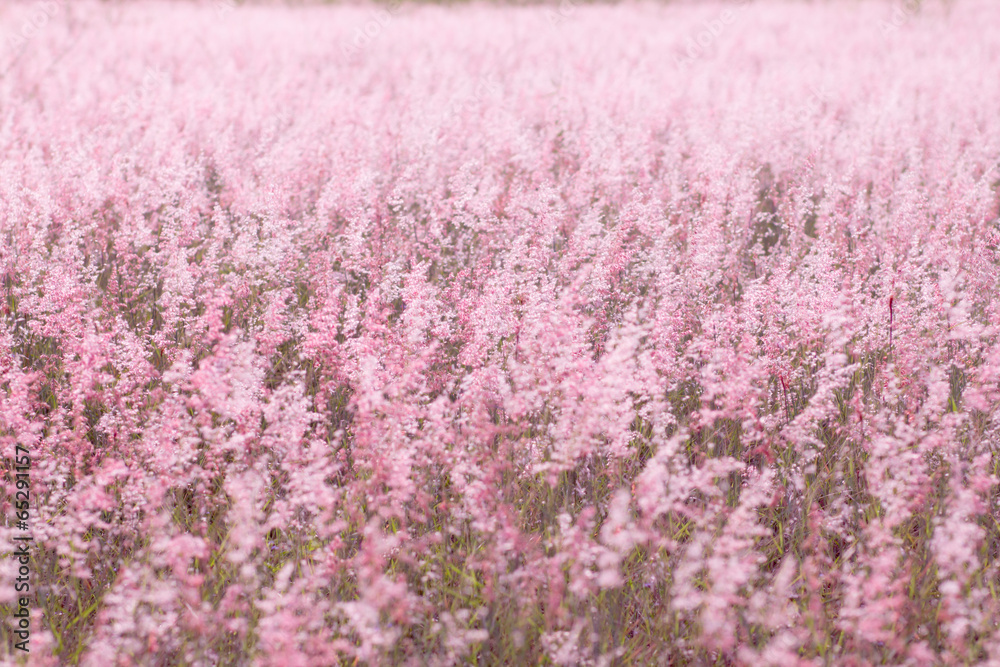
[1,0,999,664]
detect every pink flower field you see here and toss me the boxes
[1,0,999,664]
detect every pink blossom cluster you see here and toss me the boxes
[1,0,999,664]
